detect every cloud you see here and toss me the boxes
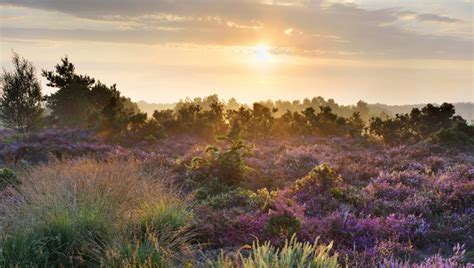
[0,0,471,60]
[396,10,463,24]
[416,13,461,23]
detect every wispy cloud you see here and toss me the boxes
[416,13,462,24]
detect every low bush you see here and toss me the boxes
[200,187,258,209]
[0,168,20,191]
[187,137,251,188]
[428,121,474,148]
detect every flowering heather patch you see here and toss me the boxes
[0,128,159,164]
[0,132,472,266]
[182,135,474,265]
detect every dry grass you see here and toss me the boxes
[0,158,193,266]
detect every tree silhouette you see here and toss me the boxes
[0,53,44,132]
[42,57,95,127]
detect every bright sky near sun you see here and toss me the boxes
[0,0,472,105]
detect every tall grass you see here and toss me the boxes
[208,235,339,268]
[0,159,193,267]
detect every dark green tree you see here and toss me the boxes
[346,112,365,138]
[368,103,469,145]
[153,109,176,132]
[42,57,95,127]
[43,57,141,134]
[95,83,136,133]
[0,53,44,132]
[356,100,370,121]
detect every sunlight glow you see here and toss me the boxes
[254,44,272,63]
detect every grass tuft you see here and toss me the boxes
[0,158,193,267]
[208,234,339,268]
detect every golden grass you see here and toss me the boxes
[0,158,193,266]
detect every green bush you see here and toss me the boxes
[207,235,339,268]
[265,213,301,239]
[428,121,474,147]
[200,187,257,209]
[368,103,470,145]
[193,177,234,201]
[294,164,342,192]
[0,168,20,191]
[187,137,251,188]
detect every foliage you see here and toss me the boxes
[42,57,151,142]
[428,121,474,147]
[228,103,278,138]
[187,137,251,188]
[188,136,473,265]
[42,56,96,128]
[291,164,344,217]
[368,103,471,146]
[151,99,370,139]
[199,187,258,209]
[1,77,473,266]
[0,53,44,132]
[152,99,228,139]
[6,55,472,146]
[265,213,302,240]
[0,168,20,191]
[294,164,342,193]
[3,55,472,146]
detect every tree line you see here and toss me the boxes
[1,53,472,146]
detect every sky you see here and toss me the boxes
[0,0,473,105]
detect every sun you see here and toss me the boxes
[254,44,272,63]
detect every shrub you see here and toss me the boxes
[200,187,258,209]
[0,168,20,191]
[294,164,342,193]
[293,164,343,216]
[193,177,235,201]
[428,121,474,147]
[152,98,228,139]
[265,213,301,240]
[187,137,251,188]
[368,103,471,146]
[207,235,339,268]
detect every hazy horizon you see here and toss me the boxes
[1,0,473,105]
[134,96,474,107]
